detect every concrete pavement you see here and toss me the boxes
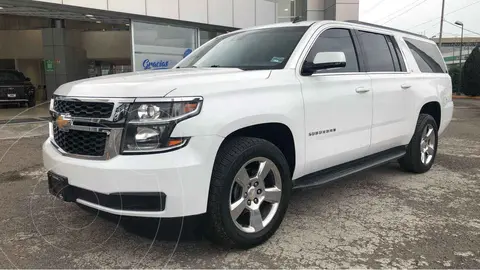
[0,99,479,268]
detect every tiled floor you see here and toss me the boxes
[0,102,50,121]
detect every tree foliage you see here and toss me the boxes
[462,45,480,96]
[448,65,461,93]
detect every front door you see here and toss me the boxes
[296,28,373,175]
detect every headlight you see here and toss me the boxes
[121,97,202,154]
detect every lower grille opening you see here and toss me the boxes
[53,126,107,157]
[75,187,166,212]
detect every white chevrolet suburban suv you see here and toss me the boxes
[43,20,453,249]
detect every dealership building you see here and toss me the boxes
[0,0,359,101]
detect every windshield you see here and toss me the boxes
[0,71,24,82]
[177,26,309,70]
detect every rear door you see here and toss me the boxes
[355,30,412,154]
[296,27,373,175]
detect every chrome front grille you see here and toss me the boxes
[53,99,114,118]
[50,96,134,160]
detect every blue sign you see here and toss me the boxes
[142,59,169,70]
[183,48,193,58]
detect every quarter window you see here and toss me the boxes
[404,37,446,73]
[304,28,360,73]
[358,31,396,72]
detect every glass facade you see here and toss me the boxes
[277,0,307,23]
[132,21,197,71]
[131,21,232,71]
[200,30,228,46]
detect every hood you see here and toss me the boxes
[54,68,271,98]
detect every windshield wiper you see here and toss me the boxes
[210,65,221,68]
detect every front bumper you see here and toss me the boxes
[43,135,223,218]
[0,99,28,103]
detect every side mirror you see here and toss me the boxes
[302,52,347,75]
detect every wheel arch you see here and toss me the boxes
[217,119,300,178]
[419,100,441,129]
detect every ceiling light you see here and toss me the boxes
[85,14,94,17]
[284,8,289,11]
[0,7,3,9]
[96,21,101,24]
[126,23,130,26]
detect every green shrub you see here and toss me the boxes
[462,46,480,96]
[448,65,461,93]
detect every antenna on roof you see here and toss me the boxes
[292,16,301,23]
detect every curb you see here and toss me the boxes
[452,95,480,100]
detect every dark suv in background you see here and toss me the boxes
[0,70,36,107]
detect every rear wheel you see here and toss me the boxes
[399,114,438,173]
[205,137,292,249]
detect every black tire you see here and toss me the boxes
[205,137,292,249]
[27,98,36,108]
[399,114,439,173]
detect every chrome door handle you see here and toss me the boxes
[355,87,370,93]
[401,84,412,89]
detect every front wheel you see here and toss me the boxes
[27,98,36,108]
[205,137,292,249]
[399,114,438,173]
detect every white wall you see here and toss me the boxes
[179,0,208,23]
[306,0,359,21]
[334,0,359,21]
[0,30,43,59]
[233,0,256,28]
[0,30,130,61]
[82,31,131,60]
[208,0,234,27]
[146,0,179,19]
[256,0,276,26]
[33,0,277,27]
[307,0,325,20]
[16,59,44,87]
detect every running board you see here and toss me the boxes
[293,146,406,190]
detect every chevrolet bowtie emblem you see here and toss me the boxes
[56,114,72,130]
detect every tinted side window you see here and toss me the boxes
[304,28,359,73]
[404,38,446,73]
[358,31,396,72]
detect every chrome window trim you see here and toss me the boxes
[309,72,368,77]
[367,72,410,75]
[295,22,415,76]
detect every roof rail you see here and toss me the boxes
[345,20,427,39]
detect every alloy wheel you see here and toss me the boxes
[229,157,282,233]
[420,124,436,165]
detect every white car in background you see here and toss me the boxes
[43,20,453,249]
